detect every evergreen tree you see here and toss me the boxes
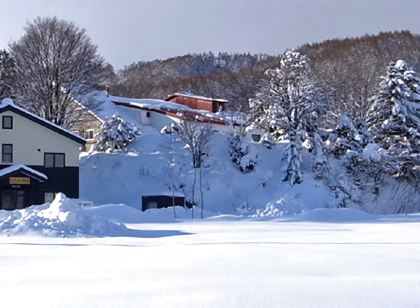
[249,50,329,185]
[94,115,139,152]
[330,113,369,158]
[366,60,420,177]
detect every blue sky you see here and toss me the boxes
[0,0,419,68]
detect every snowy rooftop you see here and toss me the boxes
[111,95,245,126]
[110,95,192,113]
[0,164,48,180]
[0,98,85,144]
[76,91,245,127]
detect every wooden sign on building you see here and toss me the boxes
[9,177,31,185]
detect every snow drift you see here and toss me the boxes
[0,193,128,237]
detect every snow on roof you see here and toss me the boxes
[111,95,191,113]
[0,97,14,107]
[146,191,186,197]
[112,96,245,126]
[0,164,48,180]
[166,92,229,103]
[0,98,85,145]
[76,92,244,127]
[69,96,105,123]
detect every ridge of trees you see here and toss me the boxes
[111,30,420,113]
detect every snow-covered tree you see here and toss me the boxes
[249,50,329,185]
[366,60,420,178]
[94,115,139,152]
[330,113,369,158]
[229,129,257,173]
[172,121,214,219]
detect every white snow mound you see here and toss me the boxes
[291,208,376,222]
[0,193,128,237]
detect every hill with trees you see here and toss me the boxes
[110,31,420,113]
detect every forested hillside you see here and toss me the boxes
[111,31,420,113]
[111,53,272,111]
[299,31,420,119]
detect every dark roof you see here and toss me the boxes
[0,103,85,145]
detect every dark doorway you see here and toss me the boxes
[141,195,186,212]
[1,189,26,210]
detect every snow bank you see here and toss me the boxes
[290,208,376,222]
[0,193,128,237]
[83,204,195,223]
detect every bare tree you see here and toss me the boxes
[0,49,16,99]
[173,121,213,219]
[10,16,113,128]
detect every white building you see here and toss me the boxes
[0,98,85,210]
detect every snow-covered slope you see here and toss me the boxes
[80,126,332,216]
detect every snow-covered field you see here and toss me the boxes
[1,214,420,308]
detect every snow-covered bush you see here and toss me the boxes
[94,114,139,152]
[229,132,257,173]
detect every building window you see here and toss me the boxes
[84,129,94,140]
[2,116,13,129]
[44,153,65,168]
[146,112,151,118]
[2,144,13,163]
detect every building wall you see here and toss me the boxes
[69,109,103,152]
[150,112,175,129]
[167,96,227,113]
[0,110,81,166]
[139,110,152,125]
[0,165,80,208]
[0,108,83,207]
[167,96,215,112]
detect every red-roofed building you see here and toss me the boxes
[165,92,228,113]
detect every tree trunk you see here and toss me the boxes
[172,188,177,219]
[192,168,197,219]
[200,166,204,220]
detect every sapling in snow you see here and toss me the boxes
[172,120,214,219]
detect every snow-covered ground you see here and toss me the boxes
[1,211,420,308]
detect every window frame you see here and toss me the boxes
[2,144,13,163]
[2,116,13,129]
[44,153,65,168]
[84,129,94,140]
